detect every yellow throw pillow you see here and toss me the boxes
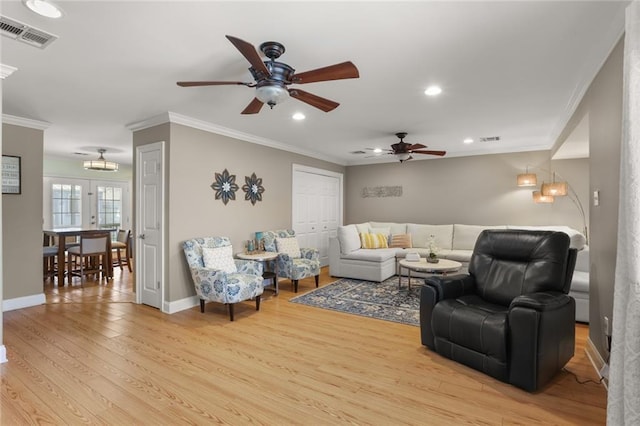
[360,233,389,249]
[389,233,412,248]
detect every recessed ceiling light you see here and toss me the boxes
[22,0,64,18]
[292,112,305,121]
[424,86,442,96]
[463,138,474,144]
[373,148,383,154]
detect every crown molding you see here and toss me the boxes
[127,111,345,166]
[0,64,18,79]
[2,114,50,130]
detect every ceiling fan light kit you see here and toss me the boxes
[177,35,359,115]
[83,149,119,172]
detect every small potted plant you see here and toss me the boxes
[427,234,439,263]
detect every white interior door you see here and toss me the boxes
[292,165,342,267]
[136,142,164,310]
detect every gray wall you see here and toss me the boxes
[2,123,44,300]
[133,122,345,303]
[345,151,589,232]
[588,39,623,358]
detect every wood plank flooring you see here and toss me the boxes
[1,268,606,425]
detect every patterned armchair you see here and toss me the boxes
[183,236,264,321]
[262,229,320,293]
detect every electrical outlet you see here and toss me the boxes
[604,316,611,336]
[593,190,600,206]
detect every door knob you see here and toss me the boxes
[138,234,146,239]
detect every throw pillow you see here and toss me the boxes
[360,233,389,249]
[389,233,412,248]
[202,245,237,273]
[276,237,301,258]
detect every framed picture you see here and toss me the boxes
[2,155,21,194]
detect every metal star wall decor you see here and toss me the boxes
[210,168,238,205]
[242,172,265,205]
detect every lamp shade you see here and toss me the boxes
[541,181,568,197]
[532,191,554,203]
[517,173,537,187]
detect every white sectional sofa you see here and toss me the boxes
[328,222,589,322]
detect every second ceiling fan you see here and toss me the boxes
[177,35,360,115]
[375,132,447,163]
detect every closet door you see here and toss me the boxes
[292,165,342,267]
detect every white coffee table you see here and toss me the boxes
[236,251,279,295]
[398,258,462,291]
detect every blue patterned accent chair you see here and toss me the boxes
[183,236,264,321]
[262,229,320,293]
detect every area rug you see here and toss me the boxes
[289,276,421,326]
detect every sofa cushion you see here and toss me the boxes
[370,227,391,237]
[370,222,407,235]
[571,271,589,293]
[355,222,372,234]
[337,225,361,254]
[389,233,412,248]
[575,247,589,272]
[506,225,586,250]
[407,224,453,250]
[360,233,389,249]
[442,249,472,263]
[342,248,399,262]
[453,224,507,251]
[202,245,238,273]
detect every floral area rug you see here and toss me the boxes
[289,276,421,326]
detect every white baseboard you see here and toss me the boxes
[586,336,609,390]
[0,345,7,363]
[163,295,199,314]
[2,293,46,312]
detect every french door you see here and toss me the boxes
[44,177,131,234]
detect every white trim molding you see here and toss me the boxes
[2,114,50,130]
[2,293,46,312]
[163,295,199,314]
[585,337,609,390]
[0,64,17,79]
[127,111,346,166]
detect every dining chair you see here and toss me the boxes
[112,229,132,272]
[67,233,110,285]
[43,233,59,281]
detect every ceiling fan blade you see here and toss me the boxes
[292,61,359,84]
[289,89,340,112]
[408,143,426,150]
[225,35,271,78]
[177,81,252,87]
[412,149,447,156]
[241,98,264,115]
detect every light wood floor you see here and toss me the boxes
[2,268,606,425]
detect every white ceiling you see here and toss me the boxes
[1,1,628,166]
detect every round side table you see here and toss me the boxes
[236,251,279,295]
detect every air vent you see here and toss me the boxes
[350,150,366,155]
[479,136,501,143]
[0,16,57,49]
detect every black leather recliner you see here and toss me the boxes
[420,229,577,392]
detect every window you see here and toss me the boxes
[51,184,82,228]
[97,185,122,235]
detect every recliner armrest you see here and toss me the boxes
[510,291,572,312]
[424,274,476,301]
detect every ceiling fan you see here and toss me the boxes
[372,132,447,163]
[177,35,360,115]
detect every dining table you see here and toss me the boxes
[43,227,115,285]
